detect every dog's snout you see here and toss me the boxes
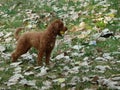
[64,27,67,31]
[66,27,67,30]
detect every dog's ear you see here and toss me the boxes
[52,22,59,35]
[55,20,64,28]
[54,22,59,30]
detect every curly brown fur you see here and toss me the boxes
[14,27,24,40]
[11,19,67,65]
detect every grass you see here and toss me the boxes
[0,0,120,90]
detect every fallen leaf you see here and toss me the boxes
[79,22,86,30]
[41,81,52,90]
[74,61,81,65]
[72,45,83,50]
[10,62,22,67]
[21,52,33,60]
[69,66,80,74]
[103,53,114,60]
[71,76,80,83]
[115,35,120,39]
[80,61,89,66]
[0,67,4,71]
[100,28,114,38]
[1,53,11,60]
[36,66,48,77]
[97,37,106,41]
[99,79,119,89]
[111,76,120,81]
[84,88,94,90]
[61,83,66,88]
[0,32,4,37]
[71,12,79,21]
[24,71,34,76]
[95,57,106,61]
[0,45,5,52]
[91,76,99,84]
[92,33,101,39]
[89,40,97,45]
[71,52,79,57]
[55,53,64,60]
[14,66,22,74]
[111,74,120,81]
[77,30,91,39]
[19,79,37,89]
[82,77,90,82]
[53,78,65,83]
[7,74,24,86]
[112,52,120,55]
[95,65,111,73]
[47,75,57,79]
[5,37,12,43]
[4,32,12,38]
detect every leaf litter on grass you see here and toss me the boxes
[0,0,120,89]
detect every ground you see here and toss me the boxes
[0,0,120,90]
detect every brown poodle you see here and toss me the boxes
[11,19,67,65]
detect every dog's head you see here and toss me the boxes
[50,19,67,36]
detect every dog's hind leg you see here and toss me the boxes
[11,43,30,62]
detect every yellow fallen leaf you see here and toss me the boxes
[53,78,65,83]
[79,22,86,29]
[57,78,65,83]
[108,13,114,18]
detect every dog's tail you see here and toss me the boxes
[14,27,24,40]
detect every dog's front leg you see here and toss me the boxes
[37,50,44,66]
[45,49,52,65]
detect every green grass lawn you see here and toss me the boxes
[0,0,120,90]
